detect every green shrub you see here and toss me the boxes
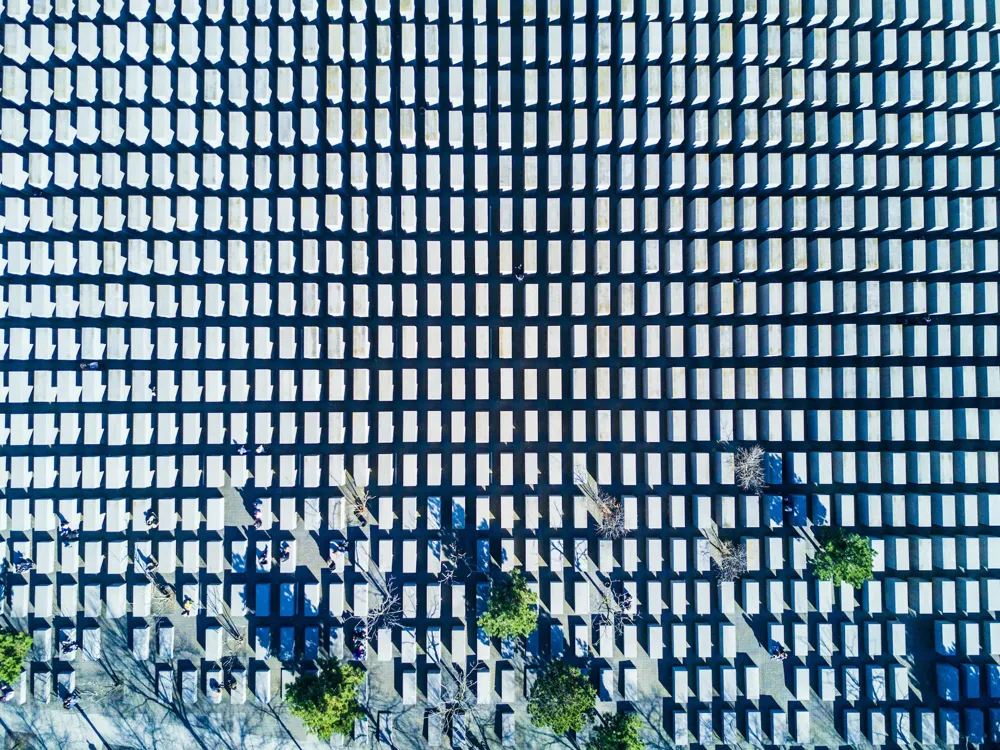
[813,527,876,588]
[286,659,365,741]
[528,662,596,736]
[480,570,538,639]
[587,712,644,750]
[0,630,32,685]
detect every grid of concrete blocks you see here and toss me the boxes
[2,0,1000,746]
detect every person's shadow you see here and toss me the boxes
[77,707,113,749]
[743,613,769,650]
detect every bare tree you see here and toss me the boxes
[595,587,634,635]
[573,466,594,494]
[351,485,373,524]
[220,648,245,680]
[712,540,748,584]
[335,471,373,525]
[151,583,175,617]
[734,445,766,493]
[438,537,471,586]
[219,604,248,675]
[717,425,734,449]
[358,577,403,642]
[594,491,626,539]
[218,602,245,646]
[436,662,487,735]
[574,468,628,539]
[77,674,127,708]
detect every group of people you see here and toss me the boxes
[256,543,292,568]
[896,314,933,326]
[210,676,238,698]
[351,624,367,661]
[236,445,266,456]
[209,675,239,698]
[58,521,79,543]
[328,540,349,572]
[58,509,157,545]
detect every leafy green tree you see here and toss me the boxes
[587,712,644,750]
[528,662,597,736]
[813,527,876,588]
[480,570,538,639]
[0,630,32,685]
[286,659,365,741]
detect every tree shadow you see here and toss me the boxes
[765,451,784,486]
[74,705,114,749]
[191,708,270,750]
[103,702,175,750]
[159,690,213,750]
[247,700,303,750]
[629,695,672,750]
[519,722,581,750]
[84,617,212,750]
[8,702,74,749]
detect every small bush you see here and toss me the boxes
[528,662,597,736]
[595,492,627,539]
[713,540,749,583]
[480,570,538,639]
[0,630,32,685]
[813,527,876,588]
[286,659,365,741]
[587,712,644,750]
[734,445,766,493]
